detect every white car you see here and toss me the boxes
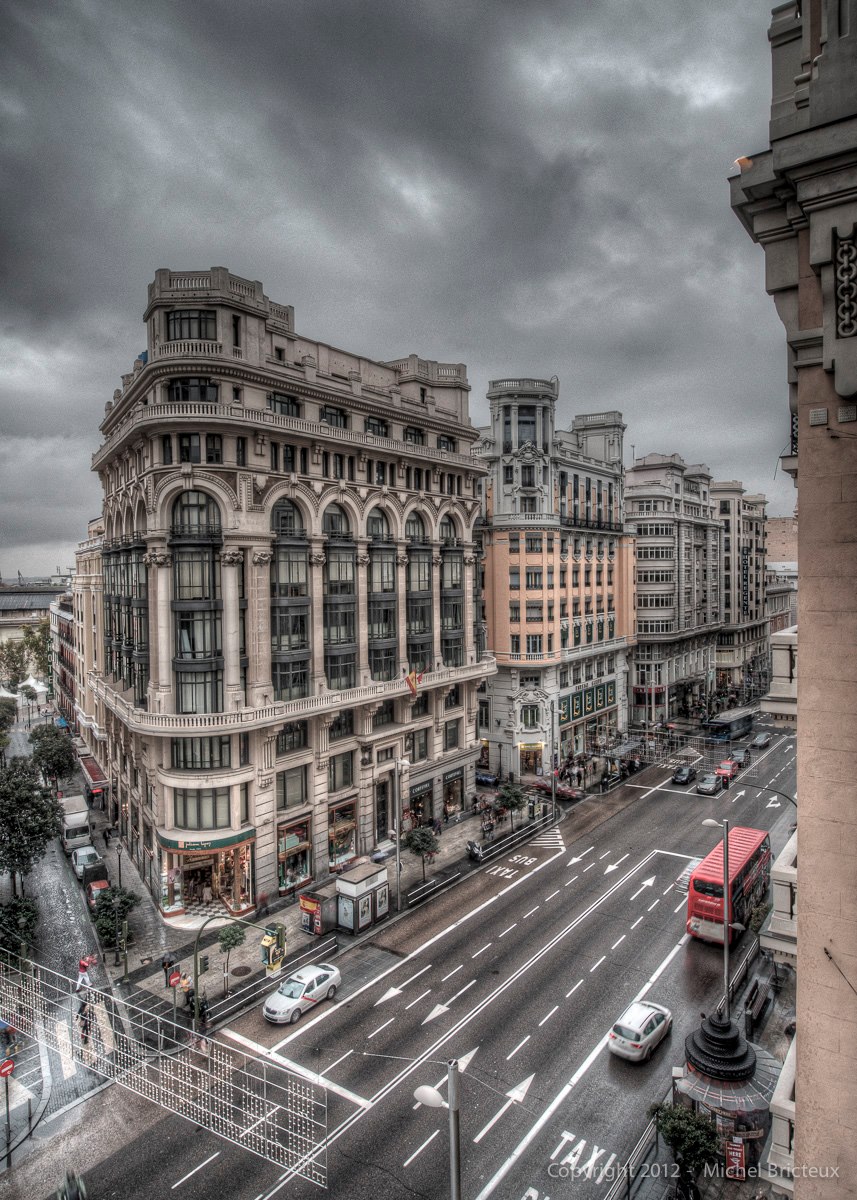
[608,1001,672,1062]
[263,963,341,1024]
[71,845,102,881]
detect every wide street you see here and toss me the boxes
[5,728,796,1200]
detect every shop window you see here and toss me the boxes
[328,751,353,792]
[329,803,356,869]
[276,766,307,810]
[278,820,311,891]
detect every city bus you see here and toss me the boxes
[686,826,772,944]
[704,705,755,742]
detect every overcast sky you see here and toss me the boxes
[0,0,793,579]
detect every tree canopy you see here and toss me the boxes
[218,924,246,972]
[402,826,440,883]
[29,725,76,785]
[0,758,63,895]
[651,1102,719,1188]
[498,781,528,830]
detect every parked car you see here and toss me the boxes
[718,760,740,779]
[85,879,111,912]
[696,773,724,796]
[263,963,341,1024]
[675,857,703,894]
[608,1000,672,1061]
[671,765,697,785]
[751,732,772,749]
[71,845,102,881]
[475,770,499,787]
[729,747,750,767]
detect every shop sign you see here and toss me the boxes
[725,1137,745,1180]
[157,827,255,851]
[561,680,618,725]
[409,780,433,799]
[518,743,542,751]
[443,768,464,783]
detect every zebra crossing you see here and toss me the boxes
[530,827,565,851]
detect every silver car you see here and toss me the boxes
[71,845,102,880]
[696,773,724,796]
[608,1001,672,1061]
[263,963,341,1024]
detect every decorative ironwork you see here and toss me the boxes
[835,233,857,338]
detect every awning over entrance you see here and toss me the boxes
[79,755,107,791]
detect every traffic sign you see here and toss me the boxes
[0,1059,14,1078]
[169,970,181,988]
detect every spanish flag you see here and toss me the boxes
[405,667,423,696]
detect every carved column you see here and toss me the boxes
[247,547,274,705]
[219,548,244,708]
[144,548,173,712]
[463,551,477,666]
[309,541,327,690]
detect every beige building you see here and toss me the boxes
[624,454,722,723]
[475,385,635,776]
[72,267,493,920]
[766,511,798,563]
[731,0,857,1193]
[710,481,769,703]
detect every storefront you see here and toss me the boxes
[405,779,433,828]
[518,743,544,775]
[79,754,109,811]
[156,828,256,918]
[442,768,464,818]
[328,802,357,872]
[277,817,312,893]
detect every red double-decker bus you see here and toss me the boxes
[686,827,772,944]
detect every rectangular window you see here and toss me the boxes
[525,568,543,589]
[328,751,353,792]
[205,434,222,464]
[404,426,425,445]
[176,670,222,714]
[271,441,280,471]
[408,727,429,761]
[509,568,520,590]
[373,700,395,728]
[174,787,230,829]
[366,416,389,437]
[520,497,537,513]
[509,532,519,554]
[526,634,543,654]
[272,660,308,700]
[162,435,173,465]
[277,721,308,754]
[269,393,301,417]
[166,310,217,341]
[443,719,459,750]
[410,692,429,718]
[330,710,354,741]
[521,466,535,488]
[526,602,543,622]
[236,436,246,466]
[503,465,514,484]
[170,737,231,770]
[509,603,520,622]
[438,435,456,452]
[510,634,520,654]
[521,704,540,729]
[320,405,347,428]
[179,433,201,464]
[232,314,241,348]
[276,766,307,810]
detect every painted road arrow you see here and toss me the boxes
[568,846,594,866]
[731,789,746,804]
[604,853,629,874]
[422,979,476,1024]
[629,876,656,901]
[374,964,432,1006]
[473,1074,535,1143]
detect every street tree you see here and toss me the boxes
[498,781,528,831]
[0,699,16,734]
[0,758,63,896]
[29,725,76,786]
[0,641,28,690]
[650,1102,718,1199]
[402,826,439,883]
[22,618,52,681]
[218,924,246,975]
[0,896,39,961]
[93,886,141,947]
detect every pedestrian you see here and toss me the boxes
[103,827,111,848]
[161,953,176,989]
[202,880,213,904]
[76,1001,93,1046]
[433,817,442,836]
[75,959,91,993]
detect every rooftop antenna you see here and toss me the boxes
[630,443,635,465]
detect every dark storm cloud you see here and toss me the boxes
[0,0,792,574]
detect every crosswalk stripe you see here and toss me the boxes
[95,1006,115,1053]
[55,1021,76,1080]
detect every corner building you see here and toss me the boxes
[76,267,493,921]
[475,383,635,776]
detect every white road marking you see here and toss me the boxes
[523,906,540,919]
[582,864,595,873]
[589,956,606,972]
[172,1152,220,1188]
[449,979,476,1003]
[442,964,463,980]
[223,1030,372,1109]
[368,1019,395,1040]
[413,1047,480,1109]
[404,1130,439,1166]
[662,883,675,895]
[498,924,517,938]
[538,1006,558,1027]
[647,898,660,912]
[567,846,593,865]
[598,851,611,860]
[405,989,431,1011]
[324,1048,353,1074]
[674,900,686,914]
[631,915,644,929]
[473,935,690,1200]
[565,874,578,886]
[402,964,432,987]
[611,935,625,950]
[506,1036,530,1061]
[473,1074,535,1144]
[545,889,560,901]
[472,943,492,959]
[565,980,582,998]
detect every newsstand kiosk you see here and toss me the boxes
[298,881,338,935]
[336,862,390,934]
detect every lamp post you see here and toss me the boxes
[549,698,557,820]
[702,818,745,1023]
[414,1059,462,1200]
[112,896,122,967]
[117,841,123,890]
[394,758,409,913]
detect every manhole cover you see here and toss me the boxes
[232,966,252,977]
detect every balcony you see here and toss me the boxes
[759,830,797,965]
[89,654,496,735]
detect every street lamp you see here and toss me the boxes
[414,1059,461,1200]
[702,818,746,1023]
[116,841,123,890]
[112,896,122,967]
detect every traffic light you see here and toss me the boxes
[199,954,210,974]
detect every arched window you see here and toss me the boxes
[271,499,305,537]
[440,516,457,545]
[405,512,425,542]
[172,490,221,536]
[367,508,389,540]
[322,504,351,537]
